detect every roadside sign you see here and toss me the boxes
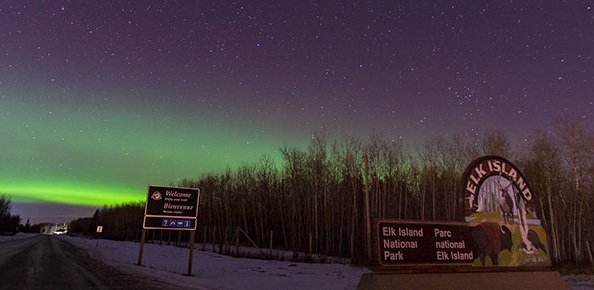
[143,185,200,230]
[138,185,201,276]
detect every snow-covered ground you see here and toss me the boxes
[65,235,367,290]
[566,275,594,290]
[1,233,593,289]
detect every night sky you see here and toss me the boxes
[1,1,593,223]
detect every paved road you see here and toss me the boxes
[0,235,179,290]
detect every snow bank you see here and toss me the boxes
[64,236,368,290]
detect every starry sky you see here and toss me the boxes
[1,1,593,223]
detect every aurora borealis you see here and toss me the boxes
[1,1,593,223]
[2,90,301,222]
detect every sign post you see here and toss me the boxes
[137,185,200,276]
[96,225,103,247]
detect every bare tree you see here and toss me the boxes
[555,117,594,265]
[0,194,20,233]
[481,129,512,158]
[520,131,564,262]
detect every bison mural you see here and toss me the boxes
[471,222,512,266]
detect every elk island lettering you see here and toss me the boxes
[434,227,473,261]
[383,226,424,238]
[377,221,475,266]
[382,226,423,261]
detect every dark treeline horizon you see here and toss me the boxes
[70,117,594,269]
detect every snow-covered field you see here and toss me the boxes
[1,233,593,289]
[566,274,594,290]
[66,235,368,290]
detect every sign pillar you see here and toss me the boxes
[137,229,146,265]
[96,225,103,247]
[187,230,196,276]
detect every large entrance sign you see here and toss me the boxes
[371,155,551,269]
[143,185,200,230]
[363,156,564,290]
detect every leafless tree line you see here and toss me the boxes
[0,195,21,233]
[70,117,594,268]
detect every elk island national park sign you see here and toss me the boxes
[361,156,567,290]
[371,156,551,269]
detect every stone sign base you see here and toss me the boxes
[357,271,569,290]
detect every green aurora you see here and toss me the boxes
[1,93,305,208]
